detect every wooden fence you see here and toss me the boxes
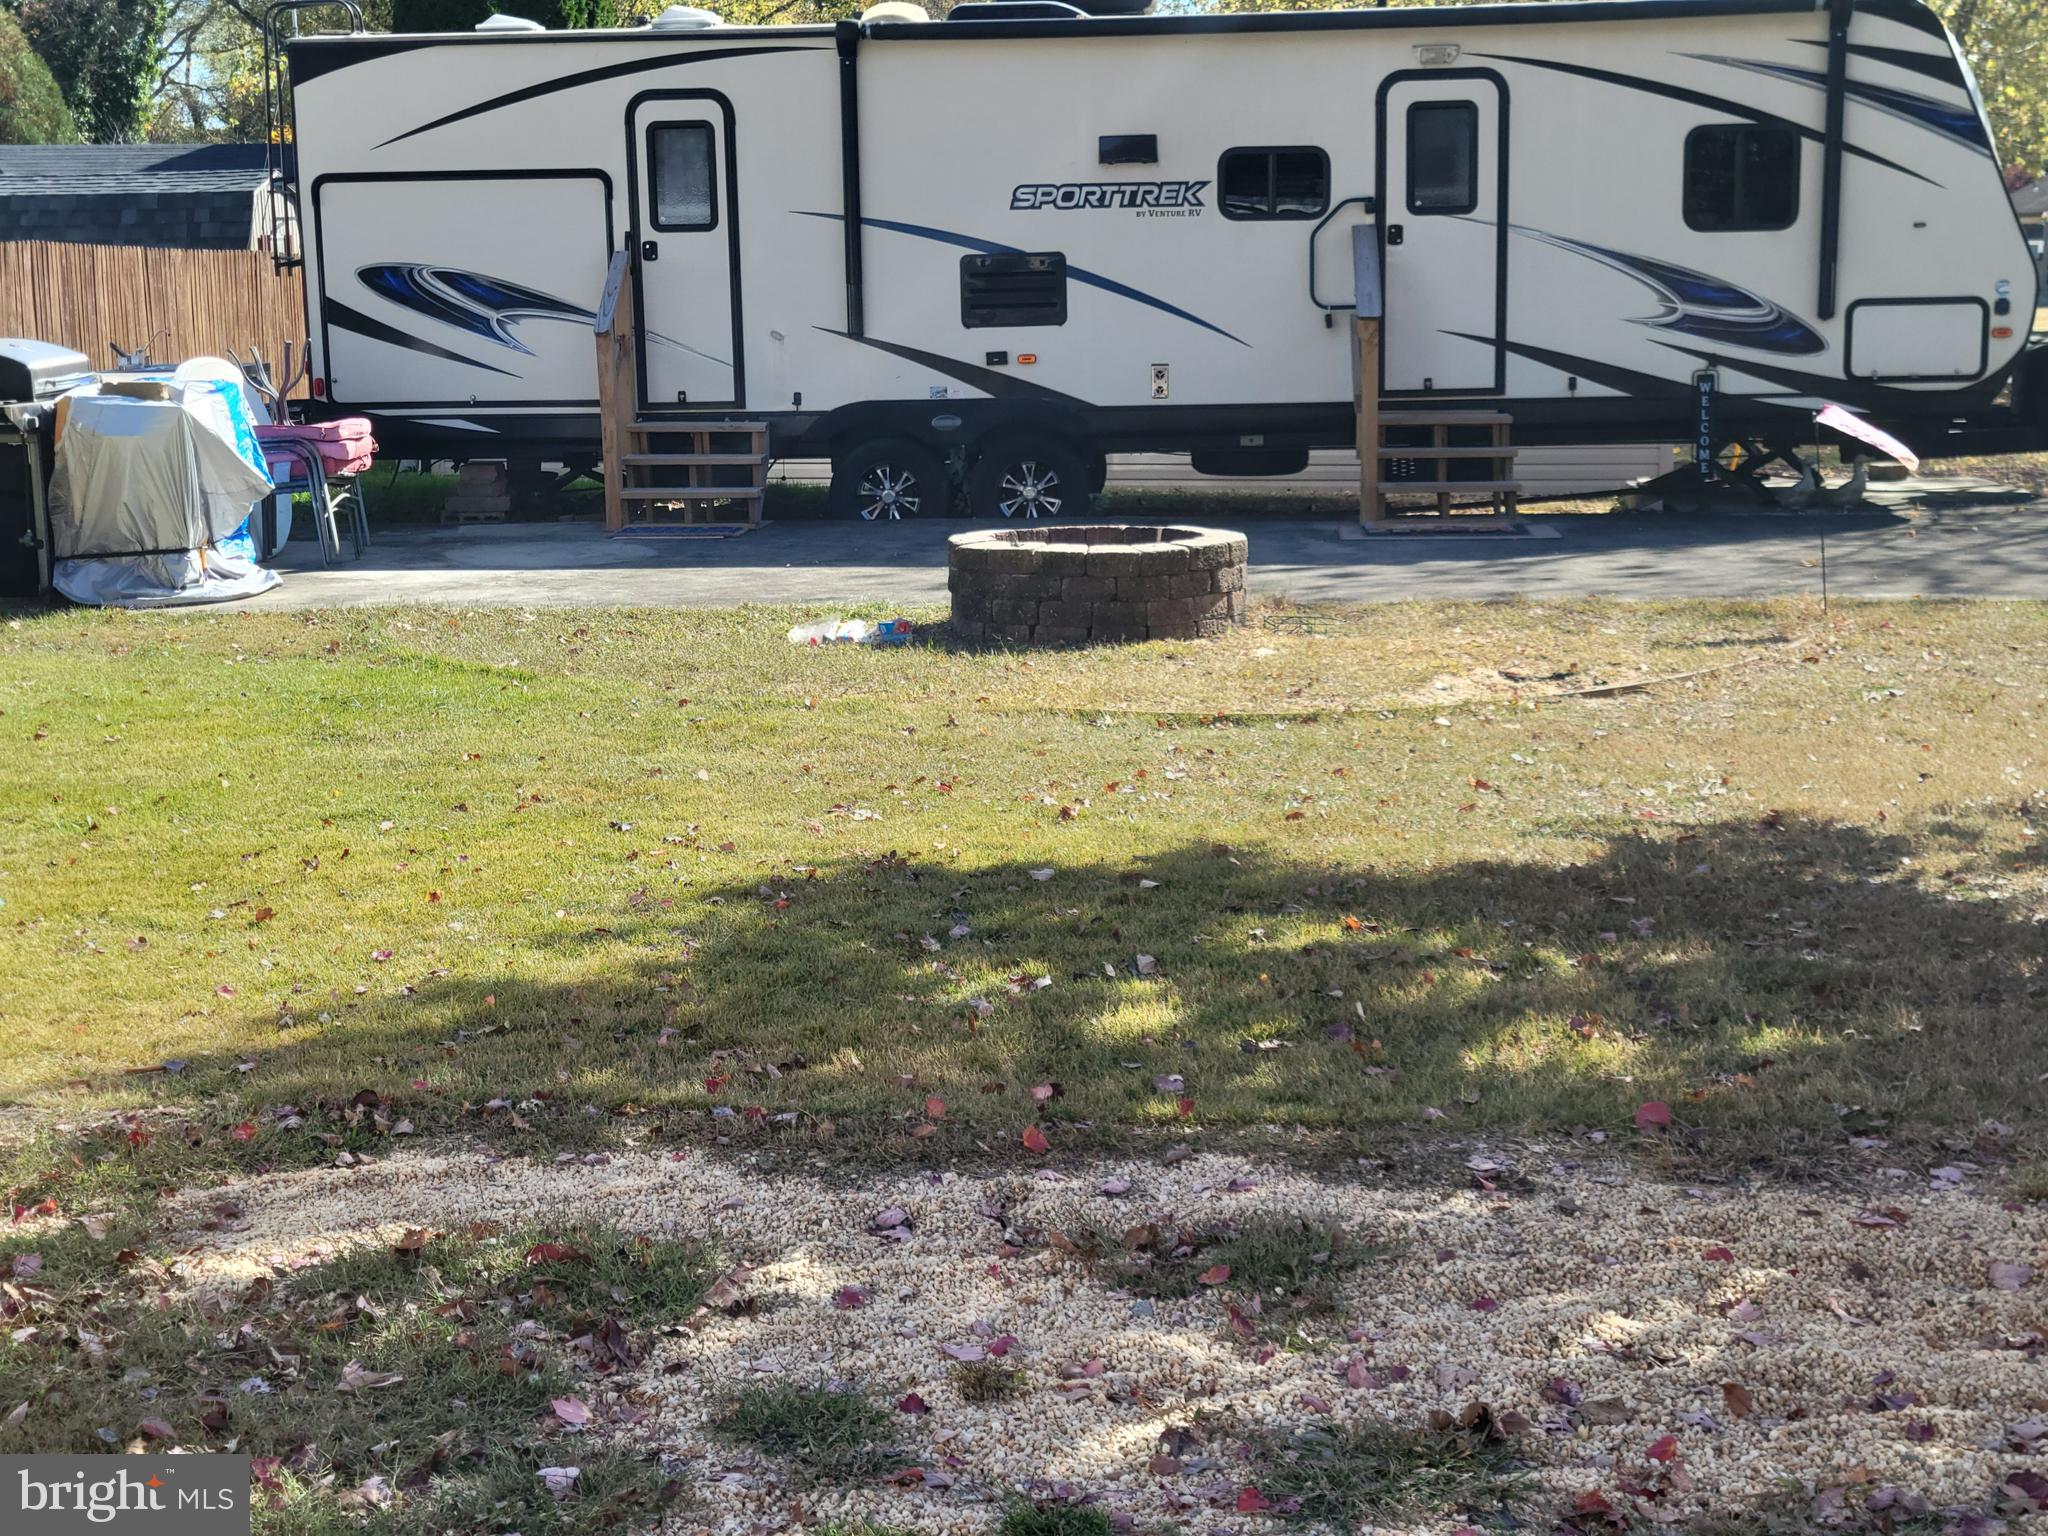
[0,241,308,386]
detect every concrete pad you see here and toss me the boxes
[234,496,2048,611]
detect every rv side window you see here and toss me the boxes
[961,252,1068,328]
[1683,124,1799,231]
[649,122,717,232]
[1406,103,1478,215]
[1218,147,1329,221]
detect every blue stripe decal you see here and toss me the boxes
[796,210,1250,347]
[1687,55,1991,154]
[1514,227,1826,356]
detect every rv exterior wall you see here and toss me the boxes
[285,0,2034,463]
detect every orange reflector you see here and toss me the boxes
[1016,353,1038,365]
[1991,325,2014,339]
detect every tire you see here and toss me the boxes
[828,438,952,521]
[968,435,1091,521]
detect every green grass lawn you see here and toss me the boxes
[1,596,2041,1206]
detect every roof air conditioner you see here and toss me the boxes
[651,4,723,27]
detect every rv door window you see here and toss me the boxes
[1218,147,1330,221]
[648,122,717,232]
[1405,103,1477,215]
[1683,124,1799,231]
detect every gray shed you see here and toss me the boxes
[0,145,273,251]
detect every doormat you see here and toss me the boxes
[610,523,757,540]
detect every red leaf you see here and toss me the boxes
[1176,1095,1195,1118]
[924,1096,947,1121]
[1236,1487,1271,1513]
[1197,1264,1231,1286]
[1470,1296,1499,1312]
[1030,1082,1058,1103]
[524,1242,589,1266]
[1021,1125,1051,1155]
[228,1120,257,1143]
[1646,1434,1679,1462]
[1635,1100,1673,1130]
[831,1286,868,1310]
[1701,1245,1734,1262]
[896,1392,929,1415]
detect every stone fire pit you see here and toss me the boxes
[948,525,1247,645]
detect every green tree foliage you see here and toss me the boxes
[10,0,164,141]
[1929,0,2047,177]
[0,5,77,142]
[387,0,858,25]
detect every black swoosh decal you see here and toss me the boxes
[375,45,815,147]
[815,328,1091,406]
[1639,338,1979,410]
[1795,37,1966,87]
[1466,52,1935,184]
[1446,332,1694,399]
[325,297,518,376]
[796,211,1249,346]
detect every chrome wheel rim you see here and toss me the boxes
[995,460,1063,519]
[856,464,920,521]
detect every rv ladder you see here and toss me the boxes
[1353,319,1521,528]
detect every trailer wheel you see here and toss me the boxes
[969,436,1091,521]
[829,438,952,521]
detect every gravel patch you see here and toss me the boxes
[174,1147,2046,1534]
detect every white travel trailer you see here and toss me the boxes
[272,0,2046,518]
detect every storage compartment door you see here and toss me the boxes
[1846,300,1988,382]
[315,173,614,408]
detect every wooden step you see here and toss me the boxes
[628,419,767,434]
[1378,409,1513,426]
[1380,479,1521,494]
[622,452,765,466]
[618,485,764,500]
[1379,445,1521,460]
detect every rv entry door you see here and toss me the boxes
[629,95,741,410]
[1378,73,1505,394]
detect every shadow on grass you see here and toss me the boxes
[0,1217,702,1532]
[10,814,2041,1203]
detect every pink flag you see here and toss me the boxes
[1816,403,1920,474]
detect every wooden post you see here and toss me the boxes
[592,249,634,534]
[1354,314,1382,527]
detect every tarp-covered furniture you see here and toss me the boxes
[48,371,279,607]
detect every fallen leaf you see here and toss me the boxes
[924,1096,947,1121]
[897,1392,928,1415]
[1236,1487,1271,1513]
[831,1286,869,1311]
[1988,1261,2033,1291]
[551,1397,590,1427]
[1635,1100,1673,1130]
[1196,1265,1231,1286]
[1646,1434,1679,1462]
[1722,1383,1754,1418]
[337,1360,405,1392]
[1021,1125,1051,1155]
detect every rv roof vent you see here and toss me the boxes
[861,0,929,20]
[946,0,1087,18]
[474,11,546,29]
[651,4,723,27]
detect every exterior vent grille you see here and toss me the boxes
[960,252,1068,328]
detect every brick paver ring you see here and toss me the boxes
[947,525,1248,646]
